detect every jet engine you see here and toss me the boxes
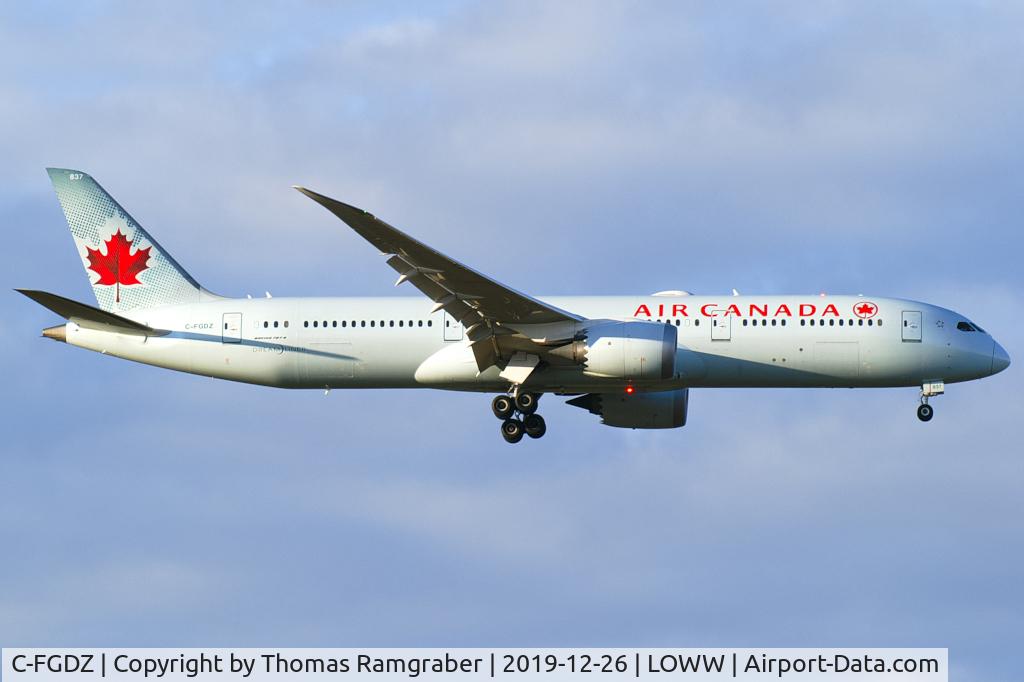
[549,320,677,381]
[567,389,689,429]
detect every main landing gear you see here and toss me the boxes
[492,393,546,443]
[917,381,944,422]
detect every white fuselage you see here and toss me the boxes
[61,294,1002,394]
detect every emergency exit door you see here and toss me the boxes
[711,315,731,341]
[443,311,464,341]
[222,312,242,343]
[901,310,922,342]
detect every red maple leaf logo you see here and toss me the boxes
[86,229,151,303]
[853,301,878,318]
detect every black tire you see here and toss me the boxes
[917,404,934,422]
[515,392,539,415]
[492,395,514,420]
[501,418,524,443]
[524,413,546,439]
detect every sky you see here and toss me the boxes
[1,1,1021,679]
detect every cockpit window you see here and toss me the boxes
[956,321,975,332]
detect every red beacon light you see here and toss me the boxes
[625,386,635,394]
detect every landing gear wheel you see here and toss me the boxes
[501,418,524,443]
[492,395,515,420]
[917,404,934,422]
[515,392,539,415]
[524,413,547,439]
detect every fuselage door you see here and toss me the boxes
[443,311,464,341]
[901,310,922,342]
[222,312,242,343]
[711,312,731,341]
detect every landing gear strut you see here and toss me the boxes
[493,392,546,442]
[917,381,943,422]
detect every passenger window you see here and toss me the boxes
[771,319,777,326]
[263,321,268,328]
[274,321,279,328]
[878,320,883,327]
[418,320,423,327]
[428,320,433,327]
[743,320,748,326]
[800,319,806,326]
[829,319,835,326]
[284,321,288,328]
[361,321,366,327]
[370,321,375,327]
[390,320,395,327]
[839,319,844,326]
[303,321,309,328]
[868,319,873,326]
[333,321,337,328]
[694,319,700,326]
[781,319,786,326]
[342,321,347,328]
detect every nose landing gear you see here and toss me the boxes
[493,392,546,442]
[917,381,944,422]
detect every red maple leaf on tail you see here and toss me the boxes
[86,229,151,302]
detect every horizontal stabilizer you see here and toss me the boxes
[16,289,167,336]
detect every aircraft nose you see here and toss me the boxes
[992,340,1011,375]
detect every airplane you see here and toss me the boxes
[19,168,1010,443]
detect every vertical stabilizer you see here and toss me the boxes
[46,168,204,312]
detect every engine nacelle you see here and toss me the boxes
[554,320,677,381]
[567,389,689,429]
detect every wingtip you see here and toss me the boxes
[292,185,373,216]
[292,185,322,200]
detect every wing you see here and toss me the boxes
[293,186,582,336]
